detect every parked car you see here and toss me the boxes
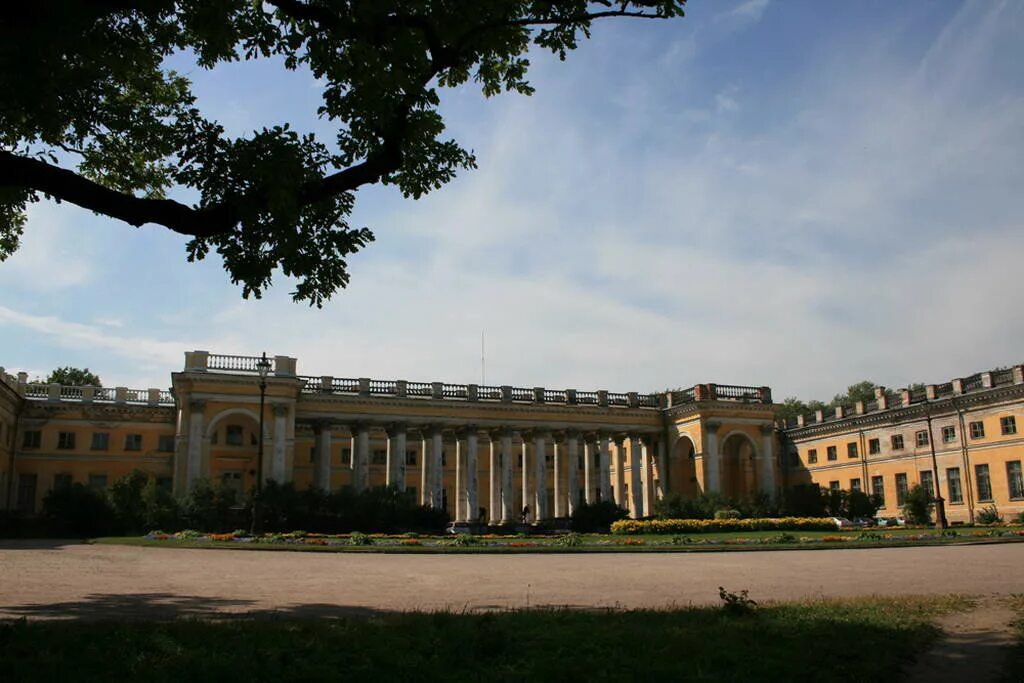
[875,516,906,527]
[853,517,877,527]
[830,516,857,528]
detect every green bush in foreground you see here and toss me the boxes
[0,597,963,682]
[611,517,838,535]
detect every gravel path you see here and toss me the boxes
[2,541,1024,620]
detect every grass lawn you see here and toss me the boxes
[92,525,1024,554]
[0,596,967,682]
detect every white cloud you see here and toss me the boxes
[716,0,770,29]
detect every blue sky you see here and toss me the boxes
[1,0,1022,401]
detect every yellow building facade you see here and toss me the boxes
[2,352,1021,525]
[1,352,776,522]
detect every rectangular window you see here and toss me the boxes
[88,473,107,490]
[941,426,956,443]
[53,473,72,490]
[91,432,110,450]
[826,446,837,461]
[157,435,175,452]
[891,434,904,450]
[920,470,934,501]
[226,424,244,446]
[868,438,880,455]
[124,434,143,451]
[969,421,985,439]
[22,430,41,448]
[947,467,962,504]
[896,473,909,505]
[807,448,818,464]
[57,431,76,449]
[829,480,840,491]
[915,430,929,447]
[871,475,885,506]
[406,449,417,466]
[975,464,992,502]
[847,442,858,459]
[372,449,386,465]
[1008,461,1024,500]
[1000,416,1017,435]
[850,478,861,492]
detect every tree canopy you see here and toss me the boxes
[1,1,685,305]
[45,367,103,386]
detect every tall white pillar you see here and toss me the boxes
[553,435,564,519]
[627,435,643,517]
[705,421,721,493]
[315,423,332,491]
[583,437,594,504]
[534,431,548,521]
[760,424,776,496]
[419,431,429,505]
[464,427,479,523]
[272,404,288,482]
[501,430,514,524]
[454,433,463,522]
[354,423,370,492]
[640,436,653,516]
[566,431,579,517]
[612,435,626,507]
[520,435,529,520]
[395,425,408,492]
[429,426,444,508]
[598,433,612,503]
[186,400,205,491]
[488,431,500,524]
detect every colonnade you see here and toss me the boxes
[310,423,668,522]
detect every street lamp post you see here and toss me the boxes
[251,352,272,535]
[923,402,948,529]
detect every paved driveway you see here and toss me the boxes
[2,541,1023,620]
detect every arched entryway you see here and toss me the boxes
[206,409,263,497]
[719,432,758,500]
[668,435,699,498]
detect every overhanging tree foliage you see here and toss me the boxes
[1,1,685,305]
[45,366,103,386]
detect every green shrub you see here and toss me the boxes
[714,509,741,520]
[556,532,583,547]
[718,587,757,616]
[570,501,629,532]
[611,517,838,535]
[901,484,932,525]
[976,504,1003,524]
[107,470,150,533]
[347,531,374,546]
[449,534,479,547]
[41,484,115,537]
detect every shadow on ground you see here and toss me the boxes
[0,539,88,551]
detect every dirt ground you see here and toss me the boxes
[1,541,1024,620]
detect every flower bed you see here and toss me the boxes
[610,517,839,535]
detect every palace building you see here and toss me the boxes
[1,351,1022,525]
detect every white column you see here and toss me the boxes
[315,423,332,491]
[501,430,514,524]
[272,404,288,482]
[465,428,479,523]
[430,426,444,508]
[583,437,594,504]
[566,431,579,517]
[418,431,429,505]
[612,435,626,507]
[395,425,408,492]
[640,437,653,516]
[454,433,464,522]
[386,424,407,491]
[354,423,370,492]
[656,437,667,500]
[520,436,529,520]
[760,424,776,496]
[598,433,612,503]
[534,431,548,521]
[628,435,643,518]
[553,435,564,519]
[705,422,721,493]
[489,431,500,524]
[186,400,205,491]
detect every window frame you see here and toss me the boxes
[975,464,993,502]
[225,424,244,446]
[871,475,885,506]
[969,421,985,439]
[941,425,956,443]
[868,438,880,455]
[57,431,76,450]
[91,432,110,451]
[1000,416,1017,435]
[826,445,837,461]
[1008,460,1024,500]
[22,430,41,449]
[124,433,143,451]
[947,467,963,504]
[807,448,818,464]
[891,434,904,451]
[915,430,930,447]
[846,442,858,459]
[896,473,909,505]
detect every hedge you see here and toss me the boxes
[610,517,839,535]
